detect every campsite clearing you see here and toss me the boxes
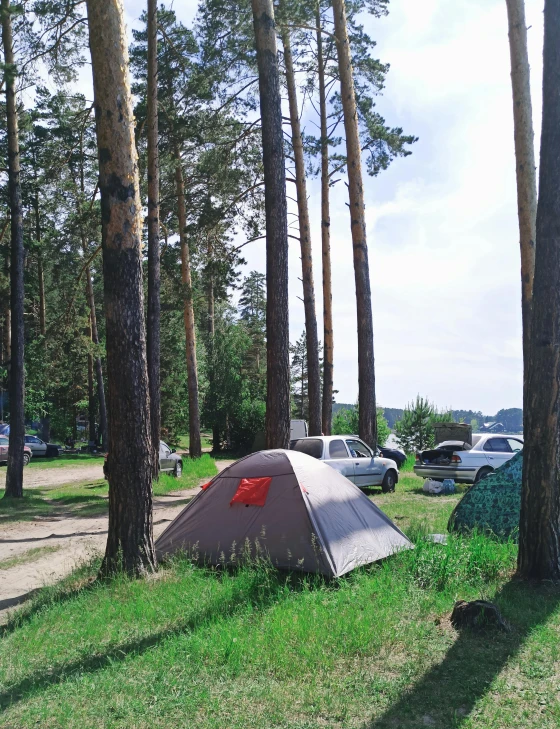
[0,466,559,728]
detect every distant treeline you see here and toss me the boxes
[332,404,523,432]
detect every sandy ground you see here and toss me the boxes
[0,460,232,623]
[16,463,106,489]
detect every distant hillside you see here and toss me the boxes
[331,403,522,432]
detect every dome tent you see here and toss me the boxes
[448,450,523,539]
[156,449,412,577]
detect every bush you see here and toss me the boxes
[228,399,266,452]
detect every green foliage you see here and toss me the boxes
[332,404,390,446]
[394,395,452,453]
[228,398,266,453]
[290,330,308,420]
[494,408,523,433]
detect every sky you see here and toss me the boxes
[114,1,545,414]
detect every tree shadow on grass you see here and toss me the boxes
[0,565,308,712]
[361,579,560,729]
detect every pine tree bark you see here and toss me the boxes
[87,316,96,443]
[317,10,333,435]
[146,0,161,472]
[35,191,50,443]
[84,265,108,448]
[206,238,220,452]
[505,0,537,384]
[2,0,25,498]
[332,0,377,448]
[175,160,202,459]
[518,0,560,581]
[252,0,290,450]
[86,0,155,575]
[79,135,108,450]
[282,29,322,437]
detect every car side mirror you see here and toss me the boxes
[171,448,176,454]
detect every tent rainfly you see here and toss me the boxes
[448,450,523,539]
[155,449,412,577]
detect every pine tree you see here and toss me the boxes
[86,0,155,576]
[252,0,290,449]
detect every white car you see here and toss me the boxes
[289,435,399,492]
[414,433,523,484]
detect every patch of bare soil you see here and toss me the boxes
[19,464,105,489]
[0,460,233,622]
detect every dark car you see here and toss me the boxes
[103,440,183,479]
[24,435,61,458]
[378,445,407,469]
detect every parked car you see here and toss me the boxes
[414,434,523,484]
[378,444,407,469]
[0,435,32,466]
[24,435,61,458]
[289,435,399,492]
[103,440,183,479]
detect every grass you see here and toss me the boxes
[0,545,61,571]
[27,454,105,469]
[174,433,214,452]
[1,531,558,729]
[0,454,218,524]
[1,470,559,728]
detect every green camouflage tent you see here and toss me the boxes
[448,451,522,540]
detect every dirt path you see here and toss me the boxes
[0,460,233,622]
[17,464,105,489]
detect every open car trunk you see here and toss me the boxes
[417,440,473,465]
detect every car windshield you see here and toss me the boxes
[290,439,323,459]
[345,439,373,458]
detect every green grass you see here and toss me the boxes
[0,545,61,571]
[27,454,105,469]
[0,455,218,524]
[173,433,214,452]
[1,471,559,728]
[1,532,558,729]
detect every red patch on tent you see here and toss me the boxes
[201,481,213,490]
[230,477,272,507]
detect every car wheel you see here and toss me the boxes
[174,460,183,479]
[381,470,396,493]
[23,453,30,466]
[475,467,493,484]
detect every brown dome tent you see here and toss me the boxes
[155,449,412,577]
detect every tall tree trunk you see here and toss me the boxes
[518,0,560,581]
[332,0,377,448]
[2,0,25,498]
[505,0,537,391]
[252,0,290,450]
[35,191,50,443]
[146,0,161,472]
[317,9,333,435]
[175,159,202,459]
[87,316,96,444]
[282,29,322,437]
[79,131,108,450]
[86,0,155,575]
[84,268,108,448]
[206,238,220,452]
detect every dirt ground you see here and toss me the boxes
[17,463,105,489]
[0,460,233,623]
